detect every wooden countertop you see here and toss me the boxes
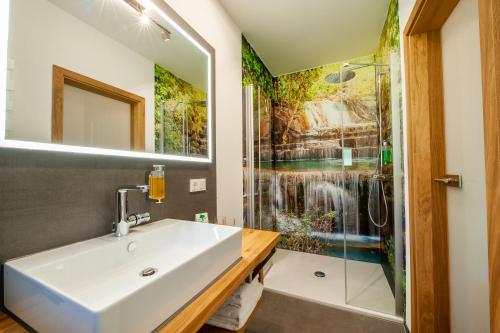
[0,228,280,333]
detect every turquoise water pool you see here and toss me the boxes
[323,246,381,263]
[261,158,377,171]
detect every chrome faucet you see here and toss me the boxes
[114,185,151,237]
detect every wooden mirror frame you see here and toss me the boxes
[51,65,145,151]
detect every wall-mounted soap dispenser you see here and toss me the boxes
[149,164,165,203]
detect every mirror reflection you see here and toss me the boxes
[5,0,210,159]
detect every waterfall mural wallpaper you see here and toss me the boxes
[272,54,385,260]
[242,0,404,309]
[154,64,208,157]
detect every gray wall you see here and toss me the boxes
[0,147,216,305]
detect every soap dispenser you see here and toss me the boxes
[382,141,392,165]
[149,165,165,203]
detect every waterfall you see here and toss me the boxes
[343,172,360,235]
[271,170,365,236]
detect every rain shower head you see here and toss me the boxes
[324,70,356,84]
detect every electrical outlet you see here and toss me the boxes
[195,212,209,223]
[189,178,206,192]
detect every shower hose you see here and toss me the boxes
[368,176,388,228]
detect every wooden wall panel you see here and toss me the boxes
[477,0,500,332]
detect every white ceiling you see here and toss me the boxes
[48,0,208,90]
[219,0,391,76]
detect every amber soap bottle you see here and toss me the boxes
[149,165,165,203]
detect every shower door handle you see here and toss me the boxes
[433,175,462,188]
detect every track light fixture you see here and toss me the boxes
[123,0,172,42]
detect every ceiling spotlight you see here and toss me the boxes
[140,13,150,25]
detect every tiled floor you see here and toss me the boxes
[247,290,405,333]
[264,249,396,316]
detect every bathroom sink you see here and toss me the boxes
[4,219,242,333]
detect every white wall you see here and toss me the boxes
[7,0,155,151]
[397,0,416,327]
[441,0,490,331]
[163,0,243,225]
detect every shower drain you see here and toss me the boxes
[314,271,326,278]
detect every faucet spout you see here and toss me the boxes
[114,185,151,237]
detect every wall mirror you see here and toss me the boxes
[0,0,213,162]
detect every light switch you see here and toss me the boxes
[190,178,206,192]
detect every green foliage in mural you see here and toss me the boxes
[374,0,401,152]
[154,64,207,156]
[274,67,321,143]
[242,35,274,98]
[375,0,400,64]
[278,208,336,254]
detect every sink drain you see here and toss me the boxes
[140,267,158,277]
[314,271,326,278]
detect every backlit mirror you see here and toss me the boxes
[1,0,213,162]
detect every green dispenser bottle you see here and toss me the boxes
[382,141,392,165]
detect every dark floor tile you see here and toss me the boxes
[248,291,405,333]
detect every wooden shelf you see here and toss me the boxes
[158,228,279,332]
[0,228,280,333]
[0,311,28,333]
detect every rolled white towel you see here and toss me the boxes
[207,277,263,331]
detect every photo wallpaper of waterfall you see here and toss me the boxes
[272,55,384,259]
[242,0,404,301]
[154,64,208,157]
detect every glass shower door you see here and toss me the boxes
[243,84,274,230]
[342,60,403,316]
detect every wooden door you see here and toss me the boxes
[405,0,500,332]
[404,1,458,332]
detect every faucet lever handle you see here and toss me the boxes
[136,185,149,193]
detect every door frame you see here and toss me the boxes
[404,0,500,332]
[477,0,500,331]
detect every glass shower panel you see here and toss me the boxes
[243,84,274,230]
[343,63,397,315]
[257,88,274,231]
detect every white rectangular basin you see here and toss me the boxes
[4,219,242,333]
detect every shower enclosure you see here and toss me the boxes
[243,53,404,317]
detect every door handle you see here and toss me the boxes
[433,174,462,188]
